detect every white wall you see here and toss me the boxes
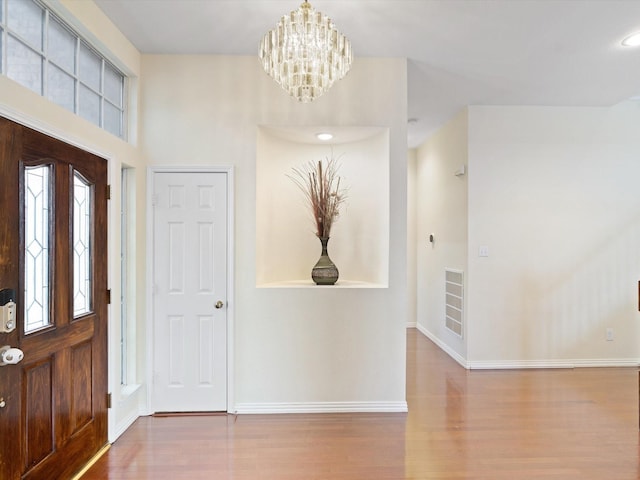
[467,103,640,367]
[1,0,146,441]
[415,110,468,363]
[3,1,408,425]
[415,103,640,368]
[140,55,409,412]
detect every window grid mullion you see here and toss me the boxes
[6,30,43,56]
[74,35,79,114]
[1,26,5,77]
[100,57,104,128]
[4,6,45,58]
[42,9,48,98]
[1,0,126,139]
[1,0,5,75]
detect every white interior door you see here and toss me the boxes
[152,171,228,412]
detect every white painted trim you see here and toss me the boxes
[406,322,417,328]
[225,168,236,413]
[110,383,143,433]
[413,325,640,370]
[145,166,235,414]
[144,168,154,416]
[571,359,640,368]
[414,324,468,368]
[109,409,139,443]
[235,401,408,415]
[467,359,640,370]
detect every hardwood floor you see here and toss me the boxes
[81,329,639,479]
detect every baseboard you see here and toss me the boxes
[235,401,408,414]
[468,358,640,369]
[110,409,140,443]
[467,360,574,369]
[571,358,640,368]
[406,321,417,328]
[414,324,468,368]
[412,325,639,370]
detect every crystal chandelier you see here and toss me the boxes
[259,0,353,103]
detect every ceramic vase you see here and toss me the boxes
[311,236,339,285]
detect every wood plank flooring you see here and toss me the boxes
[81,329,639,479]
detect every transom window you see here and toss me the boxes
[0,0,126,138]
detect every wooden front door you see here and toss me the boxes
[0,117,108,480]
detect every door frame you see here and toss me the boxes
[145,166,235,414]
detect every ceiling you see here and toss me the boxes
[94,0,640,148]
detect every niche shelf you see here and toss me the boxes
[256,125,389,288]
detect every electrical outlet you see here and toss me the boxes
[606,328,614,341]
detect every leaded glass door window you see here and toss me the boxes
[23,164,51,333]
[73,172,92,317]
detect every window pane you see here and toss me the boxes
[7,35,43,94]
[73,173,92,317]
[79,42,101,91]
[7,0,44,50]
[1,1,126,139]
[79,84,100,126]
[104,64,123,107]
[104,102,122,137]
[24,165,51,334]
[47,63,75,111]
[48,16,76,73]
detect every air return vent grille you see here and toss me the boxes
[445,269,463,337]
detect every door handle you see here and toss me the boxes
[0,345,24,366]
[215,301,224,309]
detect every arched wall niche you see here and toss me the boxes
[256,125,390,287]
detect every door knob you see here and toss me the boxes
[215,301,224,309]
[0,345,24,366]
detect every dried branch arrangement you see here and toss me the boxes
[288,155,348,238]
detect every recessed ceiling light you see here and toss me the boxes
[622,32,640,47]
[316,133,333,141]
